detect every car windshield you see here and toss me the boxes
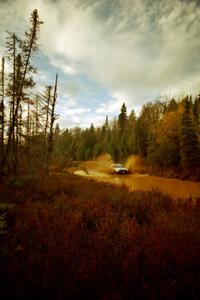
[115,164,123,168]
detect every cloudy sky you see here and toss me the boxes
[0,0,200,128]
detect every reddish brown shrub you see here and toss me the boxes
[1,174,200,299]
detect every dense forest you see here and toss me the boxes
[54,96,200,179]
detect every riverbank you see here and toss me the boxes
[1,173,200,299]
[144,164,200,181]
[125,155,200,181]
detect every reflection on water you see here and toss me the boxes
[74,170,110,178]
[74,170,200,199]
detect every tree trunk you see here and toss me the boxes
[45,74,58,173]
[0,57,5,168]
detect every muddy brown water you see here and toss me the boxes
[74,169,200,199]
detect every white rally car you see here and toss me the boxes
[112,164,128,174]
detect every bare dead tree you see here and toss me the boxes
[17,104,23,146]
[6,32,17,134]
[6,33,18,171]
[44,86,52,137]
[45,74,58,173]
[35,95,39,135]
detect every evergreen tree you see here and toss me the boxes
[127,110,137,154]
[134,117,148,156]
[86,123,96,159]
[180,99,200,171]
[118,103,127,130]
[167,98,178,112]
[193,95,200,139]
[128,110,136,127]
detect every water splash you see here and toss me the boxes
[125,155,145,173]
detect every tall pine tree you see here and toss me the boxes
[180,98,200,171]
[118,103,127,130]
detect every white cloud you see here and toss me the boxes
[55,93,91,127]
[96,98,122,114]
[62,107,90,116]
[48,57,79,76]
[34,0,200,104]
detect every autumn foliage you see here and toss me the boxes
[1,174,200,299]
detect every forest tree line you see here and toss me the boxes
[54,96,200,178]
[0,10,58,176]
